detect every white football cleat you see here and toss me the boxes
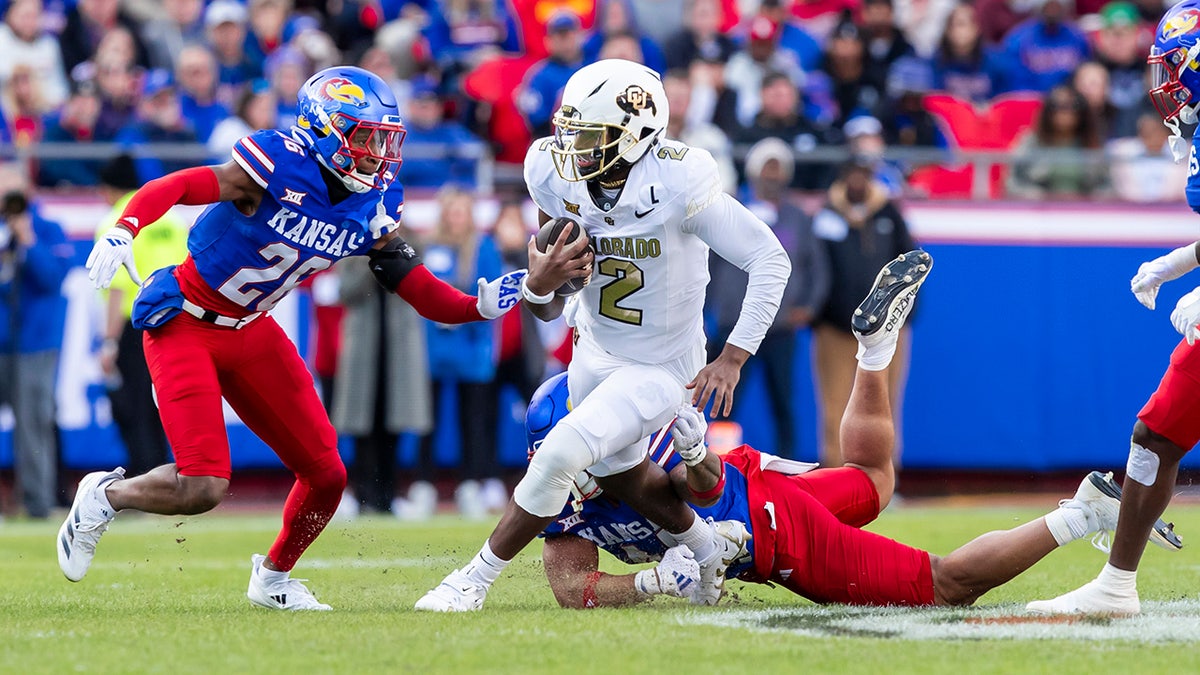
[246,554,332,611]
[692,520,752,606]
[1025,578,1140,617]
[1065,471,1182,553]
[415,569,489,612]
[57,467,124,582]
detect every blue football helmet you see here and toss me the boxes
[1149,0,1200,123]
[296,66,406,192]
[526,372,571,460]
[524,372,603,504]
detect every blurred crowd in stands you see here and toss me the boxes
[0,0,1188,201]
[0,0,1193,519]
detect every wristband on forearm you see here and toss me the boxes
[633,568,662,598]
[521,279,556,305]
[581,570,603,608]
[688,462,726,502]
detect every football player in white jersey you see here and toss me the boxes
[416,59,793,612]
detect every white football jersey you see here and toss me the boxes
[525,136,723,363]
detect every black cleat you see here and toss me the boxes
[851,250,933,338]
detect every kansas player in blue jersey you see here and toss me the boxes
[531,254,1178,609]
[1029,1,1200,616]
[58,66,531,610]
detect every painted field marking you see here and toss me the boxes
[685,601,1200,642]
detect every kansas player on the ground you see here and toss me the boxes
[1028,1,1200,617]
[417,59,792,611]
[531,254,1181,608]
[58,66,526,610]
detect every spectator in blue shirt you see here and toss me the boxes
[583,0,666,73]
[175,45,230,143]
[0,165,71,519]
[1001,0,1090,93]
[423,0,523,82]
[265,46,308,129]
[931,3,1011,102]
[398,76,483,189]
[114,69,201,181]
[38,81,107,187]
[205,0,259,106]
[517,9,585,138]
[418,186,502,517]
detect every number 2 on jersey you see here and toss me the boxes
[218,242,332,311]
[597,258,644,326]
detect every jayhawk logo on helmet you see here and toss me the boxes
[319,77,369,108]
[1164,8,1200,40]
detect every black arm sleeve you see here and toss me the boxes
[366,236,423,290]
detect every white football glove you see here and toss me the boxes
[476,268,527,320]
[633,545,699,600]
[1131,244,1200,310]
[672,405,708,466]
[1171,286,1200,345]
[87,226,141,289]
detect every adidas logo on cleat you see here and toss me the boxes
[270,594,287,606]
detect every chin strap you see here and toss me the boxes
[315,153,374,193]
[1165,113,1192,163]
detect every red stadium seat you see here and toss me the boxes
[462,55,539,165]
[918,93,1044,198]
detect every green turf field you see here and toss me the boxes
[3,502,1198,674]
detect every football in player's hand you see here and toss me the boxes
[535,216,591,296]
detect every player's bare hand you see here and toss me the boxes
[525,222,592,296]
[686,345,750,418]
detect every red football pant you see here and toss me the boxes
[144,313,346,571]
[1139,338,1200,451]
[757,467,934,606]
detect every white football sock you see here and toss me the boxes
[258,559,289,583]
[1096,562,1137,592]
[1044,504,1092,546]
[463,541,510,587]
[855,335,898,372]
[666,514,716,562]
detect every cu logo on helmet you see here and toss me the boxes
[1164,9,1200,40]
[616,85,657,116]
[320,77,369,108]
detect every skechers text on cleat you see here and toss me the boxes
[246,554,332,611]
[415,569,489,612]
[852,250,933,341]
[57,467,125,582]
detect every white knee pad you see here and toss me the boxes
[513,423,596,517]
[1126,442,1160,487]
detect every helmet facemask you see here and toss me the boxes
[1148,45,1200,121]
[1148,43,1200,162]
[550,111,637,182]
[328,112,406,191]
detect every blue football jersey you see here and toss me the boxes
[540,428,755,579]
[1187,133,1200,214]
[187,128,405,312]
